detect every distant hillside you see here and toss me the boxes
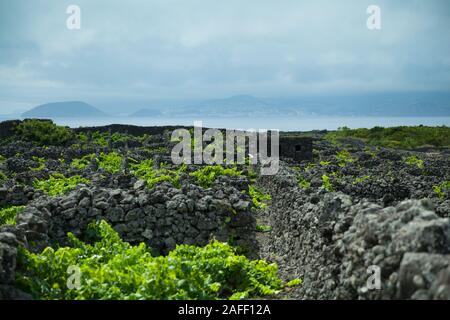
[22,101,107,118]
[161,93,450,117]
[131,109,162,117]
[18,92,450,119]
[264,92,450,117]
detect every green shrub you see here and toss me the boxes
[255,225,272,232]
[297,175,311,189]
[248,185,271,210]
[30,156,46,171]
[138,134,149,143]
[335,149,354,167]
[131,160,187,188]
[286,279,302,287]
[15,120,73,145]
[92,131,107,147]
[190,165,243,188]
[0,170,7,184]
[72,153,125,173]
[0,206,25,226]
[139,147,169,156]
[16,220,284,300]
[111,132,129,143]
[353,175,371,185]
[98,152,123,174]
[90,131,128,146]
[34,173,89,196]
[364,147,377,158]
[405,155,424,169]
[433,181,450,200]
[321,175,334,192]
[71,154,95,170]
[76,132,88,143]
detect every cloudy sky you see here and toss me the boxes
[0,0,449,113]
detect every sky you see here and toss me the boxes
[0,0,450,114]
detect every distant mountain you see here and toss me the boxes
[129,93,449,118]
[130,108,163,117]
[22,101,107,118]
[18,92,450,119]
[264,92,450,117]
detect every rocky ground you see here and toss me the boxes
[0,122,449,300]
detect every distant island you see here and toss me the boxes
[129,93,450,118]
[22,101,107,118]
[17,92,450,119]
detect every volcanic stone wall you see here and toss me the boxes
[0,177,256,299]
[257,164,450,299]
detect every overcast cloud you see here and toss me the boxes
[0,0,449,113]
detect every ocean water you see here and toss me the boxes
[48,116,450,131]
[1,116,449,131]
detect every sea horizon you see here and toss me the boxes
[1,115,449,132]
